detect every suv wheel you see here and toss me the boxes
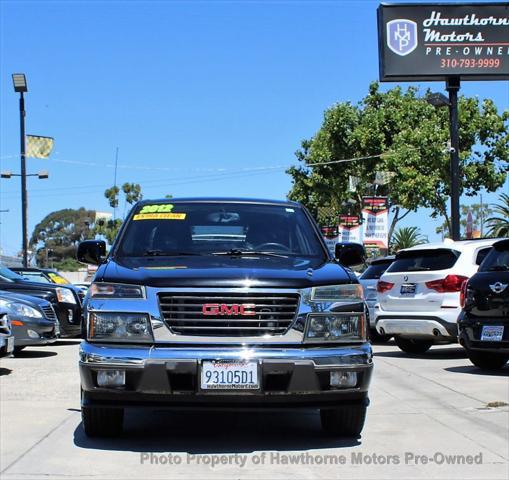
[468,351,509,370]
[82,406,124,437]
[320,405,367,437]
[395,337,432,354]
[369,328,392,344]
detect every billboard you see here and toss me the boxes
[378,2,509,81]
[321,226,339,255]
[338,215,362,244]
[362,197,389,249]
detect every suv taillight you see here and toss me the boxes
[426,275,469,293]
[460,280,469,308]
[377,280,394,293]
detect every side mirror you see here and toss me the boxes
[335,242,365,267]
[77,240,107,265]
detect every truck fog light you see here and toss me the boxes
[27,329,40,339]
[97,369,126,388]
[330,371,357,388]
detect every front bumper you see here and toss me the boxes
[13,321,58,347]
[80,342,373,409]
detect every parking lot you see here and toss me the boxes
[1,340,507,480]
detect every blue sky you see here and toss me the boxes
[0,0,508,256]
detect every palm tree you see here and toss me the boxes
[390,226,427,252]
[486,193,509,237]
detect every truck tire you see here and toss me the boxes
[82,406,124,437]
[468,351,509,370]
[394,337,432,354]
[320,405,367,437]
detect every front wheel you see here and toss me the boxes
[394,337,433,354]
[82,406,124,437]
[468,350,509,370]
[320,404,367,437]
[13,346,25,355]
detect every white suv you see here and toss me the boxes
[375,239,501,354]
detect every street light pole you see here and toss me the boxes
[12,74,29,267]
[446,76,461,241]
[19,91,29,267]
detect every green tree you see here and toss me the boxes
[30,208,96,269]
[486,193,509,237]
[436,203,494,239]
[390,226,428,253]
[287,82,509,241]
[94,183,143,244]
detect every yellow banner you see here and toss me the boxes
[26,135,54,158]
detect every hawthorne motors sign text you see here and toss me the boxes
[378,2,509,81]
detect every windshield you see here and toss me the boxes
[360,261,393,280]
[0,267,24,281]
[479,245,509,271]
[117,202,326,258]
[387,249,460,273]
[20,272,51,283]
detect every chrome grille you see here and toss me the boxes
[158,292,299,337]
[41,305,57,321]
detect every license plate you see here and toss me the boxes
[400,284,416,295]
[481,325,504,342]
[6,336,14,353]
[201,360,259,390]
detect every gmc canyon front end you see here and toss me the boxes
[78,198,373,437]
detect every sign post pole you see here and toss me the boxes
[446,76,461,241]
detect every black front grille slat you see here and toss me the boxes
[41,305,57,321]
[158,292,299,337]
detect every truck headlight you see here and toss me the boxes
[56,287,77,304]
[305,314,365,342]
[89,283,145,299]
[310,284,363,302]
[0,300,43,318]
[89,312,153,342]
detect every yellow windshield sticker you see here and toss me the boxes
[47,273,70,284]
[133,212,186,221]
[138,204,174,214]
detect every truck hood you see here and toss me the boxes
[98,256,355,288]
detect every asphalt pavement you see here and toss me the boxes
[0,340,508,480]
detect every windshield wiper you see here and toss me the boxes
[211,249,289,258]
[406,267,431,271]
[486,265,509,271]
[143,249,202,257]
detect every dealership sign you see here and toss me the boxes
[362,197,389,249]
[338,215,362,244]
[378,2,509,81]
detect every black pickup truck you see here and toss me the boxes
[78,198,373,438]
[459,238,509,370]
[0,266,82,337]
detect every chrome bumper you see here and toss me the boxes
[79,341,373,368]
[80,342,373,408]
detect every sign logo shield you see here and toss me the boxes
[387,19,418,56]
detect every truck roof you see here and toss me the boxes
[136,197,302,207]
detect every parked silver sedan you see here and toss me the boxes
[0,291,59,354]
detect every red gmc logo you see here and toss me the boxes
[202,303,256,316]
